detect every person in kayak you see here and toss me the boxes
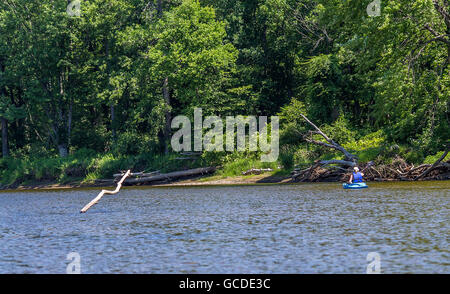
[348,167,364,184]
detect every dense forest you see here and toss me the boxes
[0,0,448,186]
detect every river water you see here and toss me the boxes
[0,181,448,273]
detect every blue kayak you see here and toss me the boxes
[343,182,368,189]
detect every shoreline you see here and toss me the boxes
[1,171,449,192]
[0,172,290,192]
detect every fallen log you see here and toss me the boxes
[416,147,449,180]
[80,170,131,213]
[124,167,216,184]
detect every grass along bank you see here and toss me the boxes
[0,136,448,190]
[0,148,202,189]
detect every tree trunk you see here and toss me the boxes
[110,104,116,141]
[163,77,171,154]
[1,117,9,158]
[157,1,169,154]
[67,100,72,149]
[58,144,68,158]
[0,61,8,157]
[56,67,71,158]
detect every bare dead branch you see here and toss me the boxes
[299,113,357,162]
[80,170,131,213]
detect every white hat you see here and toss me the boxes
[353,167,359,172]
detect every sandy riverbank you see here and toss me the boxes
[0,172,292,192]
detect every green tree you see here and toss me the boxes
[120,0,238,153]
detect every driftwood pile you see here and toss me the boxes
[292,156,450,182]
[292,163,348,182]
[365,156,449,181]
